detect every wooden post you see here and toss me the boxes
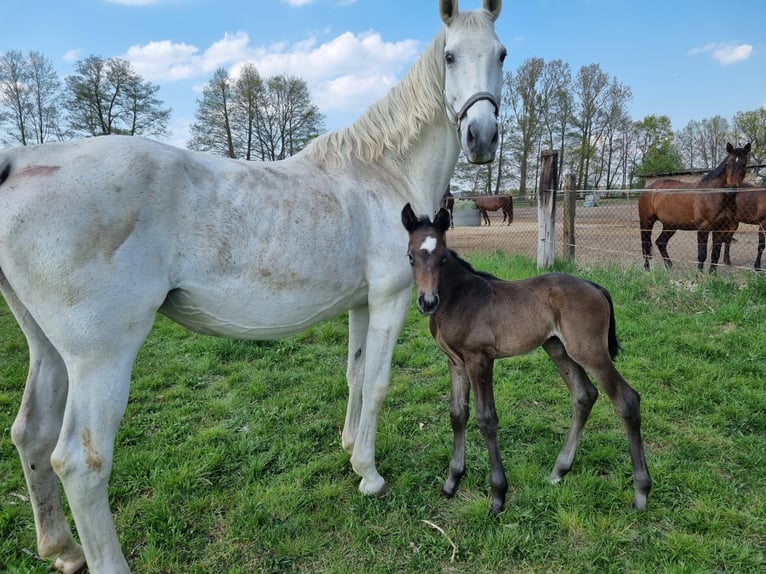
[537,150,559,269]
[562,173,576,261]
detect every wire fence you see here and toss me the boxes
[447,189,765,275]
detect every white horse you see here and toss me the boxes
[0,1,504,572]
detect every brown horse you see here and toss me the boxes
[722,184,766,271]
[467,194,513,225]
[439,187,455,228]
[638,142,751,272]
[401,203,651,515]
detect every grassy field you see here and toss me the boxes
[1,255,764,573]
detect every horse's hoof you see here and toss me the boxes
[358,475,387,497]
[632,493,648,511]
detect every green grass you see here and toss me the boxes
[1,254,765,573]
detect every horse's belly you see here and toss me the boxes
[159,281,368,339]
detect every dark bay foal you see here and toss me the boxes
[401,203,651,515]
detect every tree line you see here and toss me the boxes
[1,50,763,192]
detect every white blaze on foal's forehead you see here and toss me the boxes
[419,236,437,253]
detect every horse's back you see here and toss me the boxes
[0,136,409,340]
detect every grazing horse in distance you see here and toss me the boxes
[439,187,455,227]
[467,194,514,225]
[0,1,506,572]
[401,203,651,515]
[638,142,750,272]
[722,183,766,271]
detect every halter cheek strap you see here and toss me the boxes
[445,91,499,131]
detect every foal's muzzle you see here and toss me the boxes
[417,293,440,316]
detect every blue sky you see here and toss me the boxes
[3,0,764,148]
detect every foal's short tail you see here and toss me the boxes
[588,280,621,360]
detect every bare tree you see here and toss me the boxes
[0,51,31,145]
[189,68,237,157]
[64,56,169,137]
[189,66,324,161]
[571,64,610,189]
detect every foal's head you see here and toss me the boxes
[721,142,751,187]
[401,203,452,315]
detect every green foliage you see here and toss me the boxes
[1,256,765,573]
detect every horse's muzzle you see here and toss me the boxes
[417,293,440,315]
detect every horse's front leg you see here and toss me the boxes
[755,226,765,271]
[348,288,411,496]
[697,229,710,272]
[466,355,507,515]
[709,231,729,273]
[342,306,369,454]
[442,359,470,499]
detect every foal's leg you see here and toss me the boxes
[655,227,676,269]
[2,284,85,574]
[465,355,507,515]
[342,305,369,454]
[442,359,470,499]
[584,359,651,510]
[542,338,599,483]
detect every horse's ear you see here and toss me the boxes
[434,208,451,233]
[483,0,502,21]
[401,203,420,233]
[727,142,734,153]
[744,142,751,153]
[440,0,458,25]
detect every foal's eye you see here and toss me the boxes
[407,253,414,265]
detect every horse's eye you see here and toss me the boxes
[499,48,507,63]
[407,253,414,265]
[440,253,448,265]
[445,51,455,65]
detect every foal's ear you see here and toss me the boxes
[401,203,421,233]
[744,142,751,153]
[434,208,451,233]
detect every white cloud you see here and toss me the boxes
[105,0,165,5]
[282,0,315,6]
[124,30,419,116]
[690,42,754,65]
[63,49,80,62]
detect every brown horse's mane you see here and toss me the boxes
[699,156,729,184]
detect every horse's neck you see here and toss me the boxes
[396,121,460,213]
[439,254,489,306]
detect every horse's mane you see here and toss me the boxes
[700,155,729,184]
[303,10,495,168]
[450,249,499,281]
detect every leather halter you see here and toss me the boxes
[445,91,499,131]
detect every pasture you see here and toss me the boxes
[2,254,764,573]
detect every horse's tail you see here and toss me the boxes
[588,280,620,360]
[504,196,513,224]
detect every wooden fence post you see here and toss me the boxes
[537,150,559,269]
[562,173,576,261]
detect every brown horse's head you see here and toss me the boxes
[401,203,451,315]
[722,142,751,187]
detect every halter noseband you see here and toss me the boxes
[445,91,499,131]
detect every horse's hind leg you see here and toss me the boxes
[542,338,599,483]
[1,281,86,574]
[655,228,676,269]
[709,231,728,273]
[586,360,651,510]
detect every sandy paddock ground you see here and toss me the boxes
[446,203,762,275]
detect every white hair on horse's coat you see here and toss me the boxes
[304,10,495,168]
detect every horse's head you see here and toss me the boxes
[723,142,751,187]
[401,203,452,315]
[440,0,505,165]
